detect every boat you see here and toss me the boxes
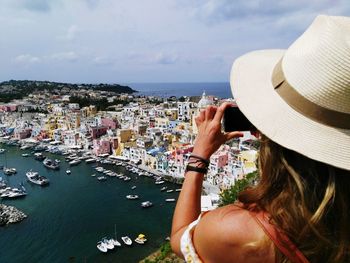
[34,153,46,161]
[175,188,182,192]
[69,159,81,166]
[123,176,131,181]
[155,180,165,185]
[126,194,139,200]
[26,170,49,186]
[131,185,137,190]
[54,159,61,163]
[66,169,71,174]
[97,241,108,253]
[0,149,5,154]
[165,198,176,202]
[3,167,17,175]
[91,174,96,177]
[141,201,153,208]
[97,176,107,181]
[1,184,27,199]
[22,153,30,157]
[166,189,174,193]
[102,237,114,250]
[160,186,167,191]
[85,158,96,164]
[121,236,132,246]
[43,158,60,170]
[112,238,121,247]
[134,234,147,244]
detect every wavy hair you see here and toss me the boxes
[238,135,350,263]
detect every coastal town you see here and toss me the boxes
[0,81,258,211]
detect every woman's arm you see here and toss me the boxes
[170,103,243,257]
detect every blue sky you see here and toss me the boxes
[0,0,349,83]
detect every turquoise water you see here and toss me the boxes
[0,145,179,263]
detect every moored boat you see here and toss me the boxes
[141,201,153,208]
[43,158,60,170]
[126,194,139,200]
[97,241,107,253]
[26,170,49,186]
[121,236,132,246]
[134,234,147,244]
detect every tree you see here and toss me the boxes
[218,171,258,206]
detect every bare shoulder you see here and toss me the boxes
[193,204,274,263]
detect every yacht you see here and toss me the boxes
[3,167,17,175]
[1,185,27,199]
[97,241,108,253]
[26,170,49,186]
[121,236,132,246]
[34,153,45,161]
[134,234,147,245]
[126,194,139,200]
[43,158,59,170]
[69,159,81,166]
[102,238,114,250]
[141,201,153,208]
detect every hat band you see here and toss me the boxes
[272,59,350,129]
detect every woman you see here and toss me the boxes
[171,15,350,263]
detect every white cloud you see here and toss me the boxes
[61,25,80,41]
[154,52,179,65]
[13,54,41,64]
[50,51,78,62]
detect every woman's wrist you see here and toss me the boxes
[191,148,212,160]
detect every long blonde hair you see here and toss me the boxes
[238,135,350,262]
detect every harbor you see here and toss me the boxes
[0,144,179,263]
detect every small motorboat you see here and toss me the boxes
[141,201,153,208]
[97,176,107,181]
[166,189,174,193]
[97,241,108,253]
[131,185,137,190]
[121,236,132,246]
[126,194,139,200]
[165,198,176,202]
[22,153,30,157]
[66,169,71,174]
[155,180,165,185]
[134,234,147,245]
[160,186,168,191]
[26,170,49,186]
[0,149,5,154]
[91,174,96,177]
[112,238,121,247]
[69,159,81,166]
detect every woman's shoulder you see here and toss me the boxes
[193,204,274,263]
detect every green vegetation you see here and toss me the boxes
[69,96,130,111]
[0,80,136,103]
[219,171,259,206]
[140,242,184,263]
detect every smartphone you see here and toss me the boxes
[223,106,256,132]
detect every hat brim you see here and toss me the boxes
[230,49,350,171]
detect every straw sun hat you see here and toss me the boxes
[230,15,350,171]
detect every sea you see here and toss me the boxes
[126,82,232,99]
[0,83,232,263]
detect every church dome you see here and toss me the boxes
[198,91,213,109]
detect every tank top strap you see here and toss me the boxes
[251,210,310,263]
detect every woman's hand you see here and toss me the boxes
[193,102,244,160]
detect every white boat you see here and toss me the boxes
[141,201,153,208]
[166,189,174,193]
[97,176,107,181]
[43,158,59,170]
[126,194,139,200]
[66,169,71,174]
[54,159,61,163]
[3,167,17,175]
[175,188,182,192]
[155,180,165,185]
[123,176,131,181]
[91,174,96,177]
[112,238,121,247]
[85,158,96,164]
[134,234,147,244]
[0,149,5,154]
[26,170,49,186]
[160,186,167,191]
[102,238,114,250]
[121,236,132,246]
[69,159,81,166]
[1,185,27,199]
[131,186,137,190]
[22,153,29,157]
[165,198,176,202]
[97,241,108,253]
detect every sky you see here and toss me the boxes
[0,0,349,83]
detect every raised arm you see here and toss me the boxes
[170,102,243,257]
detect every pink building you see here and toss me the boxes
[93,139,111,156]
[101,118,118,130]
[0,104,17,112]
[89,126,108,139]
[15,129,32,140]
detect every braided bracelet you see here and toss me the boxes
[188,154,210,166]
[185,165,208,174]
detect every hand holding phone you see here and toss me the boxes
[223,106,256,132]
